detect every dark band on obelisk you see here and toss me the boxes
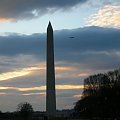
[46,21,56,117]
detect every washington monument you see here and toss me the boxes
[46,22,56,117]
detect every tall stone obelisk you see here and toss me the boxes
[46,21,56,117]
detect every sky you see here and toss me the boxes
[0,0,120,112]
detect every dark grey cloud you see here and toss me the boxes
[0,33,45,56]
[0,26,120,70]
[0,27,120,55]
[56,27,120,70]
[0,0,87,20]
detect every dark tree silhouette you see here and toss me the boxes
[17,102,33,120]
[74,68,120,119]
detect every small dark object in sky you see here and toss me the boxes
[69,37,75,38]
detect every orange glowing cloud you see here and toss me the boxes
[0,18,15,22]
[56,72,88,79]
[56,85,84,90]
[0,84,84,92]
[0,92,7,95]
[0,67,43,81]
[56,66,75,71]
[17,86,46,91]
[77,73,88,77]
[22,92,46,96]
[0,65,77,81]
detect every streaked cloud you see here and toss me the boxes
[0,86,46,91]
[0,67,42,81]
[0,65,78,81]
[56,72,89,79]
[77,73,88,77]
[0,92,45,96]
[56,66,75,71]
[88,3,120,28]
[0,86,46,96]
[22,92,46,96]
[0,92,7,95]
[56,85,84,90]
[0,84,84,92]
[17,86,46,91]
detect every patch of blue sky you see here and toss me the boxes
[0,3,97,35]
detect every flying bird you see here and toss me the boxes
[69,36,75,38]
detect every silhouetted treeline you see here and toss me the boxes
[74,68,120,119]
[0,102,38,120]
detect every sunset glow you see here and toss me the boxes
[0,18,15,22]
[0,66,77,81]
[22,92,46,96]
[0,67,42,81]
[0,84,84,92]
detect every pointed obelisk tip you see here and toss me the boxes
[48,21,52,28]
[49,21,51,25]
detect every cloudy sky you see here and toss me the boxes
[0,0,120,112]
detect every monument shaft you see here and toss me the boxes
[46,22,56,117]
